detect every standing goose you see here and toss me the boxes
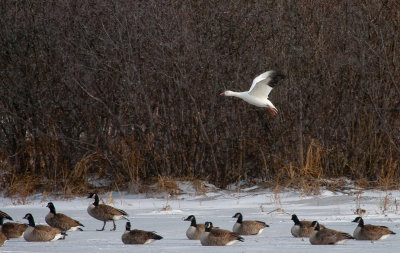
[45,202,84,232]
[309,221,353,245]
[200,222,244,246]
[23,213,65,242]
[184,215,205,240]
[291,214,326,238]
[232,212,269,235]
[352,217,396,240]
[121,221,163,244]
[87,193,128,231]
[0,210,27,239]
[220,70,285,115]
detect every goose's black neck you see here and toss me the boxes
[190,217,197,227]
[93,194,100,206]
[125,222,131,231]
[236,214,243,224]
[358,218,364,227]
[27,216,36,227]
[49,204,57,214]
[292,215,301,225]
[0,217,3,225]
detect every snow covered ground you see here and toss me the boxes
[1,182,399,252]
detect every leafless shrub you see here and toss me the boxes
[0,0,399,197]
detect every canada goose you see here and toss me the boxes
[309,221,353,245]
[23,213,65,242]
[184,215,205,240]
[87,193,128,231]
[291,214,326,238]
[352,217,396,240]
[0,231,7,246]
[232,212,269,235]
[45,202,84,232]
[121,221,163,244]
[200,222,244,246]
[0,210,27,239]
[220,70,285,115]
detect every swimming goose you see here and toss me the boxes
[87,193,128,231]
[23,213,65,242]
[352,217,396,240]
[45,202,84,232]
[232,212,269,235]
[220,70,285,115]
[184,215,205,240]
[309,221,353,245]
[291,214,325,238]
[121,221,163,244]
[0,210,27,239]
[200,222,244,246]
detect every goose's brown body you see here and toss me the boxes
[352,217,395,240]
[201,222,244,246]
[46,202,84,232]
[121,222,162,244]
[87,193,128,231]
[0,210,27,239]
[184,215,205,240]
[23,213,64,242]
[309,221,353,245]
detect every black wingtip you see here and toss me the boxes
[238,236,245,242]
[269,70,285,87]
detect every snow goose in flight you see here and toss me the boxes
[220,70,285,115]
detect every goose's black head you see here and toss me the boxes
[47,202,56,214]
[23,213,36,227]
[310,221,320,231]
[291,214,300,224]
[184,215,195,221]
[352,217,364,227]
[204,221,213,232]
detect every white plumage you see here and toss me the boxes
[220,70,285,115]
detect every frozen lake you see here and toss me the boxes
[1,184,399,252]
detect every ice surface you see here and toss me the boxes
[0,186,399,252]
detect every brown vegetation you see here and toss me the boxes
[0,1,399,196]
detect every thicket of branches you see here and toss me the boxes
[1,0,399,196]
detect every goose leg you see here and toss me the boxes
[268,106,277,116]
[110,220,116,231]
[97,221,106,231]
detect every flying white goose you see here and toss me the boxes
[220,70,285,115]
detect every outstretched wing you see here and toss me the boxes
[248,70,284,98]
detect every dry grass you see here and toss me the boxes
[379,192,394,215]
[0,1,399,198]
[156,175,181,195]
[4,174,42,204]
[193,179,207,196]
